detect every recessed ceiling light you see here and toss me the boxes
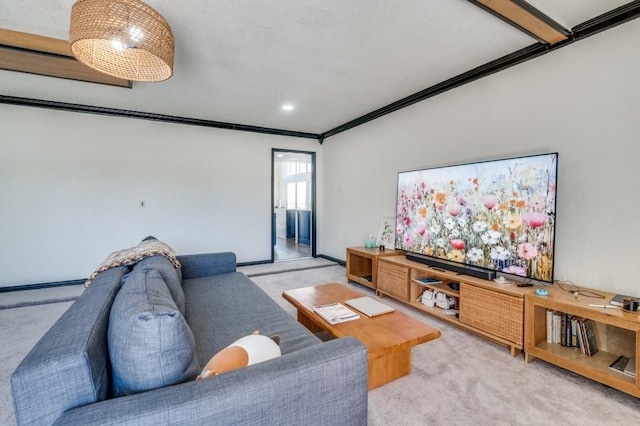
[282,104,294,111]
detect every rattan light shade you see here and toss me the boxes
[69,0,174,82]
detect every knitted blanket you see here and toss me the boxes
[84,239,181,287]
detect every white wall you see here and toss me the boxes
[2,20,638,293]
[320,21,640,295]
[0,106,320,286]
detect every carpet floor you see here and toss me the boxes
[2,259,639,425]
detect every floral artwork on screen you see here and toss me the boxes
[395,153,558,282]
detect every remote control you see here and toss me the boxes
[610,355,629,372]
[516,283,533,287]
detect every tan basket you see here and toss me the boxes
[377,260,409,300]
[459,283,524,344]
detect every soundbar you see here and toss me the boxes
[406,253,496,281]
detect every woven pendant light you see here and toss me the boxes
[69,0,174,82]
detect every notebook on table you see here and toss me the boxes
[345,296,395,317]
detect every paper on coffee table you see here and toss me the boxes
[313,303,360,324]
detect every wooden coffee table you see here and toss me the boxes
[283,283,441,389]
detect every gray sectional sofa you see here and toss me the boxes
[11,251,368,425]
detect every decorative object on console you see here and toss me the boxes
[376,216,396,250]
[493,276,513,285]
[396,153,558,283]
[69,0,174,82]
[622,298,639,313]
[364,234,377,248]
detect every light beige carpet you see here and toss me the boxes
[248,263,640,426]
[2,259,639,425]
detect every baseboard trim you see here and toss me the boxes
[0,256,344,292]
[318,254,346,266]
[0,296,80,310]
[0,278,86,293]
[236,259,273,267]
[245,263,338,278]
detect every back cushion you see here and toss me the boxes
[134,255,185,315]
[108,268,200,397]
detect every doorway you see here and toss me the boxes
[272,149,315,262]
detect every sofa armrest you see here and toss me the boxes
[54,337,368,426]
[177,252,236,280]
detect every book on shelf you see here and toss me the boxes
[609,293,639,307]
[575,318,585,354]
[414,277,443,285]
[545,311,598,356]
[552,311,562,344]
[570,317,578,348]
[582,318,599,356]
[608,356,637,378]
[546,310,554,343]
[313,303,360,324]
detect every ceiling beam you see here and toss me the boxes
[469,0,570,45]
[0,28,73,56]
[0,28,131,88]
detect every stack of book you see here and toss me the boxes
[545,310,598,356]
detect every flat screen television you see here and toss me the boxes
[395,153,558,283]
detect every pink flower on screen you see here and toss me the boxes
[503,265,527,276]
[418,225,426,236]
[483,195,498,210]
[447,203,461,217]
[517,242,538,260]
[403,233,414,247]
[450,239,465,250]
[522,212,548,228]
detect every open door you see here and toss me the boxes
[272,149,316,262]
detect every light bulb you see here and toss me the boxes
[111,40,126,51]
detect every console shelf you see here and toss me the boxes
[377,255,531,356]
[525,287,640,398]
[345,246,401,290]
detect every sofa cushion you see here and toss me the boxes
[134,255,185,315]
[108,268,200,397]
[183,271,321,367]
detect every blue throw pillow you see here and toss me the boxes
[108,268,200,397]
[134,255,185,315]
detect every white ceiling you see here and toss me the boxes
[0,0,633,134]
